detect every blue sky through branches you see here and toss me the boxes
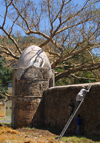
[0,0,85,35]
[0,0,99,56]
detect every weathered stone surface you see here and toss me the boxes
[37,83,100,135]
[32,97,44,127]
[17,45,51,80]
[12,97,42,128]
[13,66,100,136]
[16,80,49,97]
[21,66,49,81]
[11,67,51,128]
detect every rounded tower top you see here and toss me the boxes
[17,45,51,80]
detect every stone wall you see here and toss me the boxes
[11,66,100,135]
[12,96,42,128]
[11,66,54,128]
[36,82,100,136]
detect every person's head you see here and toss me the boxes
[82,85,85,89]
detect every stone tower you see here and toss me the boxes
[11,45,54,128]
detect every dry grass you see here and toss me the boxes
[1,125,99,143]
[0,125,63,143]
[0,126,20,143]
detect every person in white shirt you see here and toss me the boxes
[76,86,90,107]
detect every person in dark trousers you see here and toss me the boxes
[68,99,74,116]
[76,85,91,107]
[76,114,81,135]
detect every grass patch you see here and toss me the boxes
[34,126,100,143]
[60,135,100,143]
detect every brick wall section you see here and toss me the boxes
[11,67,52,128]
[38,83,100,135]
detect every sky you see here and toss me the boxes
[0,0,85,36]
[0,0,99,55]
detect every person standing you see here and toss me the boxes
[76,114,81,135]
[68,99,74,116]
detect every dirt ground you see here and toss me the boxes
[0,124,68,143]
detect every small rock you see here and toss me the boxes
[34,137,37,140]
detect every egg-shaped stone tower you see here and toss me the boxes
[11,45,55,128]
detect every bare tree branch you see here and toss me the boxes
[0,0,100,82]
[55,62,100,81]
[70,73,97,81]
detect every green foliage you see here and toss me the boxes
[0,55,6,76]
[61,135,100,143]
[0,55,12,99]
[55,70,96,86]
[55,51,98,86]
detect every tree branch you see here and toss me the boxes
[55,62,100,81]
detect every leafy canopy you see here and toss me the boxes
[0,55,12,99]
